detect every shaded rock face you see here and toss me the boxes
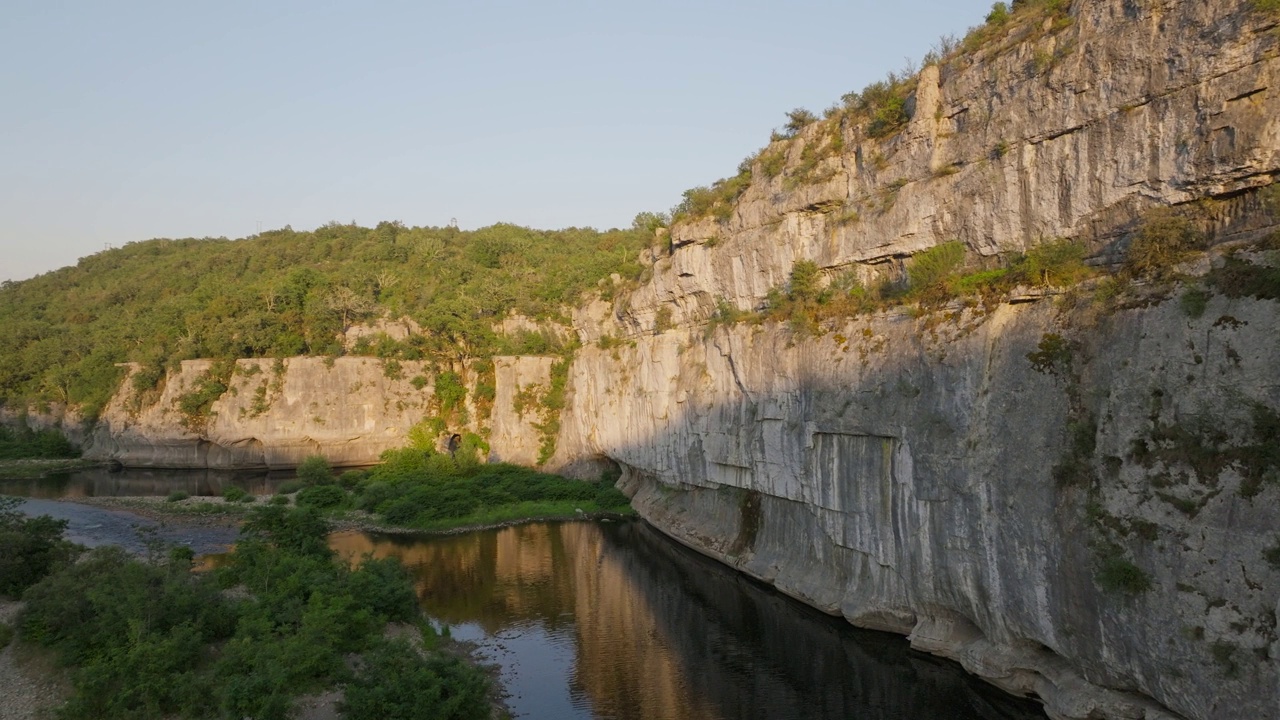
[554,292,1280,720]
[85,357,436,469]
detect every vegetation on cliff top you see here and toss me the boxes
[0,221,653,419]
[670,0,1075,225]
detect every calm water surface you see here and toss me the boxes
[331,521,1048,720]
[5,474,1048,719]
[0,466,298,498]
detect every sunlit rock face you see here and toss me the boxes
[85,357,437,468]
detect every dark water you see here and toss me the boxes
[331,521,1048,720]
[0,466,298,499]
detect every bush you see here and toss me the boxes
[1126,209,1205,278]
[907,242,966,299]
[0,497,79,598]
[269,495,290,506]
[276,479,305,494]
[342,639,490,720]
[166,490,190,503]
[1097,555,1152,594]
[222,486,249,503]
[296,484,349,511]
[1180,288,1210,318]
[0,426,79,460]
[296,455,336,486]
[1012,238,1091,287]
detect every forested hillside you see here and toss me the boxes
[0,221,655,419]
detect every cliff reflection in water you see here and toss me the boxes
[330,521,1045,720]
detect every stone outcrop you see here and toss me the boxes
[85,357,437,468]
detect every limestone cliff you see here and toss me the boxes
[545,2,1280,718]
[85,357,438,468]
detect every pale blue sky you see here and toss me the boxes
[1,1,994,281]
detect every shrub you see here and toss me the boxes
[0,498,80,598]
[1027,333,1073,376]
[342,639,490,720]
[1126,209,1205,278]
[1096,553,1153,594]
[296,455,336,486]
[166,490,190,503]
[222,486,249,503]
[276,479,305,495]
[296,484,349,510]
[782,108,818,137]
[1012,238,1091,287]
[270,495,290,506]
[1207,256,1280,301]
[907,242,966,299]
[1253,0,1280,15]
[0,425,79,460]
[1180,288,1210,318]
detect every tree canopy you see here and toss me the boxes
[0,221,653,418]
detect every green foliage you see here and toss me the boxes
[222,486,249,503]
[296,484,349,510]
[654,306,674,333]
[296,454,336,485]
[907,242,966,301]
[986,2,1011,25]
[1095,547,1153,594]
[0,496,80,597]
[166,490,189,503]
[16,504,467,720]
[1027,333,1073,376]
[788,260,822,304]
[1253,0,1280,15]
[1207,255,1280,301]
[434,372,466,414]
[782,108,818,137]
[0,425,79,460]
[535,359,571,465]
[1012,238,1091,287]
[1052,416,1097,488]
[1126,209,1206,278]
[0,222,651,416]
[342,639,490,720]
[350,448,630,529]
[1180,288,1210,318]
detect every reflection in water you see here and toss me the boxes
[0,467,298,499]
[331,521,1047,720]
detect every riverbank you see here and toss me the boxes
[0,458,102,481]
[57,493,636,537]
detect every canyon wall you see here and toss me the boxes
[85,357,437,468]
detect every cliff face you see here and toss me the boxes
[617,0,1280,334]
[85,357,437,468]
[547,2,1280,718]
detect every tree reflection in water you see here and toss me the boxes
[330,521,1046,720]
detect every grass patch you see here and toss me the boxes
[166,490,189,503]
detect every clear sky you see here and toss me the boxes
[1,0,994,282]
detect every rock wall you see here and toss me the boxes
[616,0,1280,334]
[85,357,438,468]
[553,284,1280,720]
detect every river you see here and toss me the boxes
[4,474,1048,720]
